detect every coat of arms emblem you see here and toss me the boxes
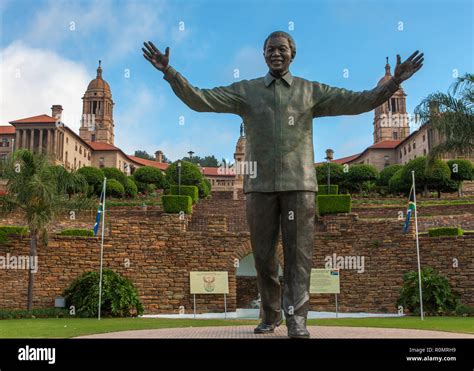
[203,275,216,292]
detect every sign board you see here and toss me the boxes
[310,268,340,294]
[190,271,229,294]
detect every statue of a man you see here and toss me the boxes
[143,31,423,338]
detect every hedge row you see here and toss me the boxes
[317,185,339,195]
[170,185,199,204]
[59,229,95,237]
[0,226,28,244]
[161,195,193,214]
[428,227,464,237]
[316,194,352,216]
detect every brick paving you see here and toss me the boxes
[77,326,474,339]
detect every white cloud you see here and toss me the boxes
[226,46,267,80]
[0,42,90,131]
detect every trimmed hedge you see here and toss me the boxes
[170,185,199,204]
[162,195,192,214]
[124,177,138,198]
[0,226,28,243]
[317,185,339,195]
[317,194,351,216]
[59,229,94,237]
[106,178,125,198]
[428,227,464,237]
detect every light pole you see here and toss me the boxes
[178,160,182,195]
[325,149,334,194]
[188,150,194,162]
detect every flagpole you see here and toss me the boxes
[98,177,107,320]
[411,170,424,320]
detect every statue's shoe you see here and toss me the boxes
[286,315,310,339]
[253,316,283,334]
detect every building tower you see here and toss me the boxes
[80,61,115,144]
[233,123,246,200]
[373,58,410,144]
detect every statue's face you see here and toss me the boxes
[264,36,293,75]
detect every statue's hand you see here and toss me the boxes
[142,41,170,72]
[393,50,424,84]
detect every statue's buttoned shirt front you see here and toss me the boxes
[164,67,400,193]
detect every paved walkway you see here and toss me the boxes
[77,326,474,339]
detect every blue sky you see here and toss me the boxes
[1,0,472,162]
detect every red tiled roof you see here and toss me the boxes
[368,140,401,149]
[315,153,361,166]
[128,156,169,170]
[200,167,235,177]
[0,126,16,134]
[10,114,57,124]
[86,141,119,151]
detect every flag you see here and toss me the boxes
[93,184,105,236]
[403,184,416,233]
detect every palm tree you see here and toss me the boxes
[414,73,473,163]
[0,150,91,310]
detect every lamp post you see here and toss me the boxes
[188,150,194,162]
[177,160,182,195]
[325,149,334,194]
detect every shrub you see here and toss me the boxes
[170,185,199,204]
[345,164,379,193]
[428,227,464,237]
[106,179,125,198]
[162,195,192,214]
[388,168,409,194]
[102,167,128,187]
[59,229,94,237]
[447,159,473,182]
[0,226,28,244]
[316,194,351,216]
[199,178,210,198]
[317,185,339,195]
[64,269,144,317]
[315,163,345,185]
[378,164,404,187]
[397,267,458,315]
[124,177,138,198]
[165,161,206,198]
[133,166,166,189]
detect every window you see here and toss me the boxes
[66,137,69,144]
[99,157,105,168]
[413,141,416,149]
[392,131,398,140]
[422,134,425,142]
[75,143,77,151]
[423,149,427,155]
[79,146,82,154]
[408,144,411,152]
[400,150,402,159]
[91,134,96,142]
[1,138,8,147]
[404,147,407,155]
[390,98,398,113]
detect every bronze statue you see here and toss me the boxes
[143,31,423,338]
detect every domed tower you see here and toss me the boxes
[233,123,246,199]
[80,61,115,144]
[373,58,409,144]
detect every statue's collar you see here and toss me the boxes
[264,71,293,87]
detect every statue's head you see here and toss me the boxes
[263,31,296,76]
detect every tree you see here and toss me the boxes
[401,157,429,195]
[414,73,473,162]
[165,161,207,197]
[388,168,409,194]
[102,167,128,188]
[77,166,105,196]
[345,164,379,194]
[447,159,473,196]
[134,150,154,161]
[0,150,92,310]
[425,159,452,198]
[133,166,166,190]
[378,164,404,187]
[315,163,345,186]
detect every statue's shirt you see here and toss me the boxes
[164,67,399,193]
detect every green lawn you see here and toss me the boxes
[0,316,472,338]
